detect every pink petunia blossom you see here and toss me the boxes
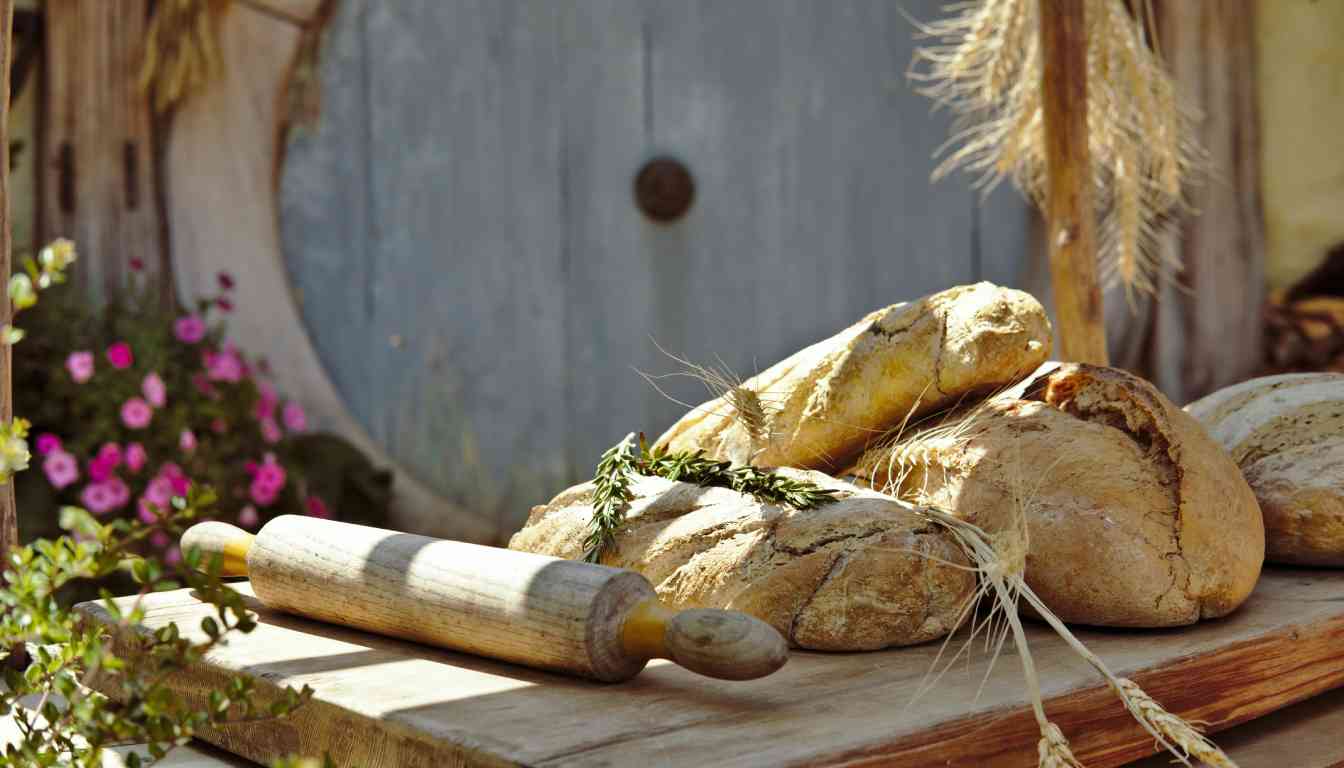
[164,547,182,566]
[137,500,158,524]
[81,483,120,516]
[97,443,123,469]
[125,443,147,473]
[141,372,167,408]
[192,372,217,399]
[218,271,235,291]
[104,477,131,510]
[238,505,260,529]
[158,462,184,480]
[150,530,171,548]
[36,434,61,456]
[249,455,287,507]
[179,429,197,454]
[169,474,191,497]
[260,417,282,444]
[255,382,279,420]
[106,342,134,370]
[42,451,79,489]
[87,456,113,483]
[282,402,308,432]
[120,397,153,429]
[144,475,174,507]
[174,314,207,344]
[205,344,245,383]
[217,297,234,313]
[66,351,94,383]
[304,495,331,519]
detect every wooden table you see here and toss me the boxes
[77,567,1344,767]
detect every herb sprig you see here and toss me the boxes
[582,432,838,562]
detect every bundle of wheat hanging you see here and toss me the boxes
[911,0,1199,303]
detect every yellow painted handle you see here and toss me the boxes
[620,598,788,681]
[180,521,254,577]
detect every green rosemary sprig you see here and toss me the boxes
[582,432,838,563]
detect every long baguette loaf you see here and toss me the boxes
[853,364,1264,628]
[509,472,975,651]
[1186,372,1344,565]
[655,282,1051,472]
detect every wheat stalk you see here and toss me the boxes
[912,0,1200,298]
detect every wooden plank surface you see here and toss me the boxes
[277,0,1033,535]
[79,567,1344,767]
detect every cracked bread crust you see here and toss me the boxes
[857,363,1264,628]
[507,471,976,651]
[653,282,1051,472]
[1186,372,1344,565]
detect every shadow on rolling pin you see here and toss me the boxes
[181,516,789,683]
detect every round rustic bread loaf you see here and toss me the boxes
[853,363,1264,628]
[509,471,976,651]
[1186,372,1344,566]
[655,282,1051,473]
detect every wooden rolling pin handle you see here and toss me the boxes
[181,520,253,577]
[620,600,787,681]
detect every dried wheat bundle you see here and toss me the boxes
[910,0,1200,302]
[140,0,231,114]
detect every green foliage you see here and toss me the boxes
[0,487,313,766]
[583,433,839,562]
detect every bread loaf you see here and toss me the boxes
[1186,372,1344,565]
[853,364,1264,628]
[655,282,1051,472]
[509,472,976,651]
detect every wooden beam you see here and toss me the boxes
[0,0,15,553]
[1039,0,1109,364]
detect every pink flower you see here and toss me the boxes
[179,429,197,454]
[141,372,167,408]
[42,451,79,489]
[87,456,113,483]
[164,547,182,566]
[211,417,228,434]
[205,345,244,383]
[249,455,287,507]
[260,418,282,444]
[282,402,308,432]
[304,495,331,519]
[137,500,158,524]
[150,530,171,548]
[174,314,206,344]
[120,397,153,429]
[80,483,120,515]
[169,474,191,497]
[106,342,134,370]
[255,382,279,420]
[192,372,218,399]
[125,443,147,473]
[144,476,174,507]
[36,434,61,456]
[97,443,123,469]
[238,505,260,529]
[129,257,145,272]
[104,477,131,510]
[217,297,234,313]
[218,271,235,291]
[158,462,184,479]
[66,351,94,383]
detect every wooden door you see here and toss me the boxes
[276,0,1031,536]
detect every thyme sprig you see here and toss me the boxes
[582,432,838,563]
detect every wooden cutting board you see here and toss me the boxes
[78,567,1344,767]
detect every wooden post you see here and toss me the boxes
[0,0,15,553]
[1039,0,1109,365]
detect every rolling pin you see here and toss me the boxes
[181,515,787,683]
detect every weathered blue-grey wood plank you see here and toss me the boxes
[280,0,1031,536]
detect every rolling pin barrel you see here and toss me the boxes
[182,516,787,682]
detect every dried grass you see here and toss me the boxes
[910,0,1201,301]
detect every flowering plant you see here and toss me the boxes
[15,258,391,558]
